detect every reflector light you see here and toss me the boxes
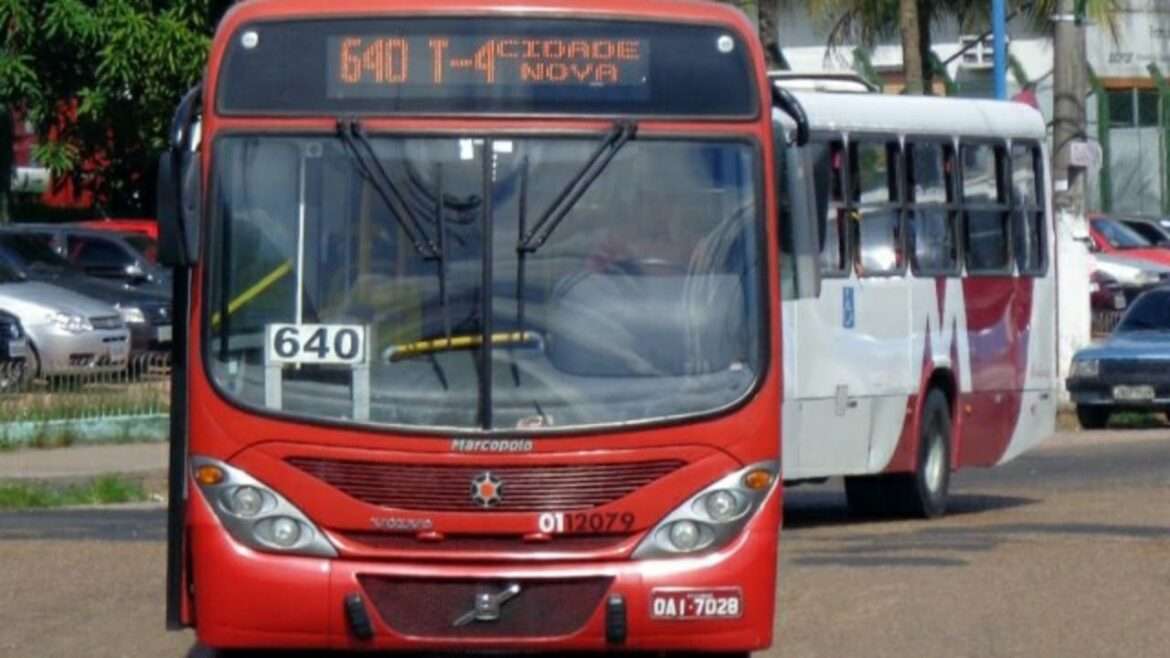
[742,469,773,490]
[194,464,225,486]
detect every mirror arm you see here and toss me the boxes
[772,86,810,146]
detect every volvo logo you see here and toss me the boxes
[470,472,504,508]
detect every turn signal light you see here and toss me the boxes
[742,469,773,491]
[194,464,225,486]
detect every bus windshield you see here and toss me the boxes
[206,134,763,431]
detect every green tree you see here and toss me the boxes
[787,0,1118,95]
[0,1,212,219]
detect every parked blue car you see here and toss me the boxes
[1067,287,1170,428]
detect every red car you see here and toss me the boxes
[75,218,159,241]
[1090,270,1126,311]
[1089,216,1170,267]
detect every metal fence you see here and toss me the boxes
[0,353,171,449]
[1092,309,1124,338]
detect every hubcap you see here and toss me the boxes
[924,426,945,494]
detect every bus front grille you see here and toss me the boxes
[286,457,685,512]
[358,575,612,638]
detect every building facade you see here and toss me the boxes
[778,0,1170,217]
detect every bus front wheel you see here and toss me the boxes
[845,389,952,519]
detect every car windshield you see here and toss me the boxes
[0,261,23,284]
[0,233,74,273]
[124,235,159,263]
[1123,221,1166,244]
[1093,218,1151,249]
[206,134,764,432]
[1116,290,1170,332]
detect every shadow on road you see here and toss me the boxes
[188,649,714,657]
[785,509,1170,570]
[0,507,164,542]
[781,489,1039,530]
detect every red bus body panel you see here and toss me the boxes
[182,0,783,651]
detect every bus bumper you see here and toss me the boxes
[189,482,780,652]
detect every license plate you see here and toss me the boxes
[1113,385,1154,401]
[650,588,742,620]
[109,342,129,362]
[8,340,25,358]
[156,325,172,342]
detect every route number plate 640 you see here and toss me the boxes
[265,324,367,366]
[650,588,742,620]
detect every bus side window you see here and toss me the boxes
[819,141,850,276]
[907,142,959,275]
[1012,143,1046,275]
[775,121,796,300]
[961,142,1011,274]
[852,140,904,276]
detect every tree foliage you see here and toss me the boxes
[784,0,1120,93]
[0,0,212,214]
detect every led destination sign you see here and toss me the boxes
[328,35,650,97]
[218,18,756,117]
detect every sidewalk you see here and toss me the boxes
[0,442,168,481]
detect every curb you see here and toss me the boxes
[0,414,168,449]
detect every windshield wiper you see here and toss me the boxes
[337,119,440,259]
[517,121,637,253]
[338,120,460,391]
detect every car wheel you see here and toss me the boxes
[0,363,17,392]
[1076,405,1111,430]
[26,342,42,380]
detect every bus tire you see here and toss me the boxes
[894,388,952,518]
[1076,405,1110,430]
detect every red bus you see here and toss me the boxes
[158,0,795,653]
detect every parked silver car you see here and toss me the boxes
[0,263,129,377]
[1091,252,1170,303]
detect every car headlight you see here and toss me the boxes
[115,305,146,324]
[1134,269,1161,285]
[191,456,336,557]
[1071,359,1100,378]
[50,312,92,334]
[632,460,778,559]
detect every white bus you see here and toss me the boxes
[774,91,1058,517]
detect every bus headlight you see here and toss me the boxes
[633,460,778,559]
[191,456,336,558]
[226,485,268,518]
[701,490,744,522]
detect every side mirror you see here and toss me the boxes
[157,152,186,267]
[1072,235,1098,253]
[124,262,148,283]
[157,84,202,268]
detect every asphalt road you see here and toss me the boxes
[1,429,1167,657]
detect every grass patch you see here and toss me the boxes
[0,475,148,509]
[1108,411,1167,429]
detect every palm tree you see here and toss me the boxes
[900,0,925,93]
[782,0,1118,94]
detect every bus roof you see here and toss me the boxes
[223,0,756,30]
[790,91,1047,141]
